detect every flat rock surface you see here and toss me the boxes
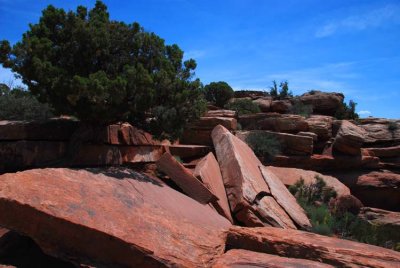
[226,226,400,268]
[0,168,230,267]
[259,166,311,229]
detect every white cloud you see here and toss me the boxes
[316,5,400,38]
[358,110,371,115]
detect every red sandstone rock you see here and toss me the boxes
[236,130,313,156]
[358,118,400,144]
[226,226,400,267]
[194,153,233,222]
[252,97,272,112]
[190,117,237,130]
[333,120,366,155]
[305,115,333,141]
[157,152,217,204]
[267,166,350,197]
[0,168,230,267]
[299,91,344,116]
[105,122,168,145]
[258,114,309,133]
[365,145,400,158]
[353,171,400,211]
[205,110,237,118]
[167,144,211,159]
[259,166,311,229]
[328,194,363,215]
[180,129,213,145]
[358,207,400,228]
[213,249,333,268]
[270,100,292,113]
[211,125,296,228]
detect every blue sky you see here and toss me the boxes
[1,0,399,118]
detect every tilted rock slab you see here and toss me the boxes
[211,125,296,229]
[333,120,366,155]
[259,166,311,229]
[227,226,400,267]
[0,168,231,267]
[194,152,233,222]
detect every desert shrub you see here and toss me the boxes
[289,175,337,204]
[290,99,313,118]
[0,84,53,120]
[245,132,281,160]
[0,1,206,140]
[335,100,359,120]
[204,81,234,107]
[269,80,293,100]
[225,99,260,115]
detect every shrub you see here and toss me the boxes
[0,84,53,121]
[0,1,206,140]
[289,175,337,204]
[204,81,234,107]
[269,80,293,100]
[290,100,313,118]
[225,99,260,115]
[245,132,281,160]
[335,100,359,120]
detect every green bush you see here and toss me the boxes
[0,1,205,140]
[335,100,359,120]
[0,84,53,121]
[291,100,313,118]
[289,175,337,204]
[225,99,260,115]
[269,80,293,100]
[245,132,281,160]
[204,81,234,107]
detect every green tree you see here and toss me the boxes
[269,80,278,98]
[0,1,205,140]
[279,80,293,99]
[335,100,359,120]
[204,81,234,107]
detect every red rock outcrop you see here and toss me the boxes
[213,249,333,268]
[236,130,313,156]
[211,125,296,228]
[299,91,344,116]
[157,152,217,204]
[267,166,350,197]
[352,171,400,211]
[305,115,333,141]
[204,109,237,118]
[194,152,233,222]
[270,100,292,113]
[258,114,309,133]
[333,120,366,155]
[365,145,400,158]
[0,168,230,267]
[226,226,400,267]
[328,194,363,215]
[252,97,272,112]
[259,166,311,229]
[105,122,169,145]
[358,118,400,145]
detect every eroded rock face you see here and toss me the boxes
[267,166,350,197]
[359,207,400,229]
[211,125,295,228]
[358,118,400,145]
[333,120,366,155]
[305,115,333,141]
[252,97,272,112]
[226,226,400,268]
[365,145,400,158]
[257,114,309,133]
[105,122,169,145]
[259,166,311,229]
[213,249,333,268]
[0,168,230,267]
[299,91,344,116]
[194,152,233,222]
[270,100,292,113]
[204,110,237,118]
[353,171,400,211]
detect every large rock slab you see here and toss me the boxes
[105,122,169,145]
[305,115,333,141]
[365,145,400,158]
[252,97,272,112]
[213,249,333,268]
[0,168,230,267]
[204,109,237,118]
[236,130,313,156]
[157,152,217,204]
[259,166,311,229]
[211,125,295,229]
[194,153,233,222]
[189,117,237,130]
[267,166,350,197]
[180,129,213,145]
[359,118,400,145]
[333,120,366,155]
[226,226,400,267]
[299,91,344,116]
[352,171,400,211]
[258,114,309,133]
[270,100,292,113]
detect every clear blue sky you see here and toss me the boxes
[1,0,399,118]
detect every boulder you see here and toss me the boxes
[252,97,272,112]
[0,168,230,267]
[213,249,333,268]
[257,114,309,133]
[189,117,237,130]
[226,226,400,267]
[105,122,169,145]
[297,131,318,141]
[211,125,296,228]
[299,91,344,116]
[180,129,213,145]
[333,120,366,155]
[236,130,313,156]
[204,109,237,118]
[365,145,400,158]
[270,100,292,113]
[157,152,217,204]
[328,194,363,215]
[352,171,400,211]
[237,113,268,130]
[267,166,350,197]
[305,115,333,141]
[259,166,312,229]
[358,118,400,145]
[194,153,233,222]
